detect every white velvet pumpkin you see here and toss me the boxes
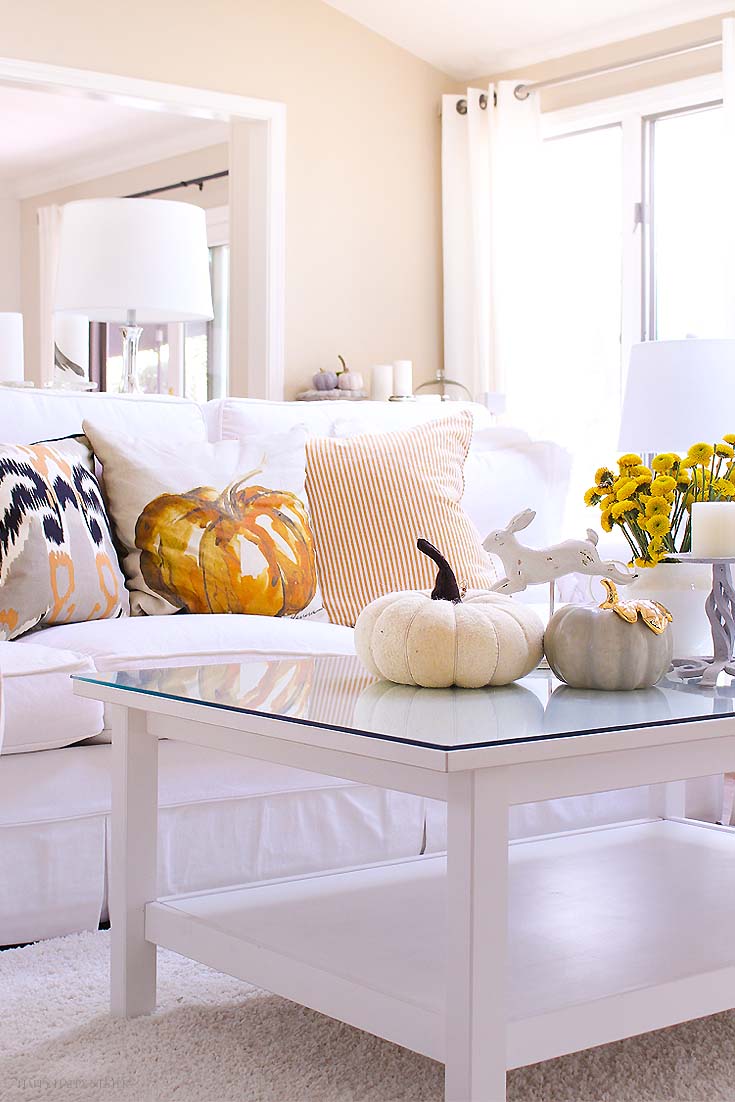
[354,539,544,688]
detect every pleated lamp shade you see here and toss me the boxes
[54,198,214,324]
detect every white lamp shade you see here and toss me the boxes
[55,314,89,374]
[54,198,214,324]
[619,339,735,453]
[0,312,24,382]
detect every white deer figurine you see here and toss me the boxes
[484,508,636,595]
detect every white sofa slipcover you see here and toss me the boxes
[4,388,714,947]
[0,642,103,754]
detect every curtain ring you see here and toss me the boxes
[456,98,467,115]
[479,94,488,109]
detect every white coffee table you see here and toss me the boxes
[74,658,735,1102]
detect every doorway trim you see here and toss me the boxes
[0,56,286,399]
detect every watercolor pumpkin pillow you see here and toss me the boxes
[82,421,321,621]
[0,436,128,640]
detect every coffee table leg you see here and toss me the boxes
[110,705,158,1017]
[445,768,508,1102]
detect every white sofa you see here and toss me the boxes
[0,389,712,946]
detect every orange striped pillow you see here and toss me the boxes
[305,411,497,626]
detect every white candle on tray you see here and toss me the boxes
[393,360,413,397]
[371,364,393,402]
[691,501,735,557]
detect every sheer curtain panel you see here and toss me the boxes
[441,83,541,403]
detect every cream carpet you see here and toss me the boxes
[1,931,734,1102]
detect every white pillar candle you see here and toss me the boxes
[371,363,393,402]
[691,501,735,557]
[393,359,413,397]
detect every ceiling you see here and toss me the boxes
[324,0,730,78]
[0,83,229,199]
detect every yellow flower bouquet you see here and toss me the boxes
[585,437,735,567]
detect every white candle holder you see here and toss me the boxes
[669,554,735,686]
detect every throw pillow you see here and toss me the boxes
[0,436,128,640]
[304,411,497,626]
[82,421,320,620]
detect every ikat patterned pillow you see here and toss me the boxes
[0,437,128,640]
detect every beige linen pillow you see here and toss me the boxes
[0,436,128,639]
[83,421,320,620]
[304,411,497,627]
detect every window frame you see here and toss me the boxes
[542,72,724,389]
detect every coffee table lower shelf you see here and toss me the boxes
[145,818,735,1071]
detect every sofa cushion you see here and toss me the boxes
[83,421,321,621]
[0,641,104,754]
[206,396,494,443]
[0,390,205,447]
[22,613,355,672]
[305,411,497,626]
[0,436,128,640]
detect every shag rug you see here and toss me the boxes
[1,931,734,1102]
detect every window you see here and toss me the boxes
[510,75,726,527]
[100,205,229,399]
[647,102,727,340]
[506,123,624,456]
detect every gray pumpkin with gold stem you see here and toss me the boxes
[544,578,674,691]
[355,539,544,688]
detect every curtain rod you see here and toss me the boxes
[514,35,721,100]
[127,170,229,199]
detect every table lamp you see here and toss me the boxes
[54,198,213,393]
[0,313,25,385]
[619,339,735,455]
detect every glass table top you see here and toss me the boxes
[74,655,735,752]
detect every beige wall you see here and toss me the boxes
[2,0,449,398]
[471,14,730,110]
[21,143,228,384]
[0,200,21,311]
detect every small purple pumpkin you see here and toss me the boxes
[312,368,338,391]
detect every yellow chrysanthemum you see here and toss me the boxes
[676,470,690,487]
[650,475,676,497]
[644,514,671,537]
[584,487,601,506]
[600,510,613,533]
[713,478,735,499]
[611,500,639,518]
[616,478,638,501]
[644,496,669,517]
[652,453,677,473]
[635,471,653,486]
[716,443,735,458]
[634,556,654,569]
[687,442,714,465]
[724,434,735,446]
[618,453,642,468]
[594,466,615,488]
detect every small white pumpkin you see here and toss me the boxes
[336,354,364,391]
[354,539,544,688]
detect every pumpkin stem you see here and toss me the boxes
[337,354,347,373]
[221,465,263,514]
[417,538,462,603]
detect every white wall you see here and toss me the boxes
[0,199,21,311]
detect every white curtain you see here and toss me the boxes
[38,204,63,387]
[722,17,735,335]
[442,82,541,402]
